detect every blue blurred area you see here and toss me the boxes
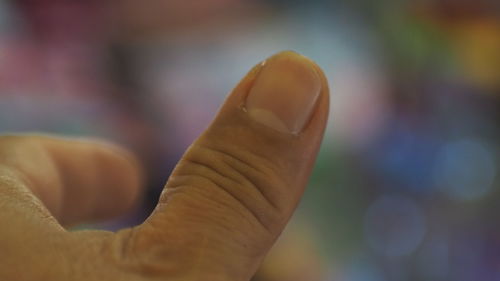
[0,0,499,280]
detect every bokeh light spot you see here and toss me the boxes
[364,194,426,257]
[433,138,496,201]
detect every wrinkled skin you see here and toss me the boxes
[0,52,329,281]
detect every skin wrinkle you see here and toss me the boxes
[191,143,281,210]
[162,182,262,237]
[172,168,273,234]
[177,155,278,229]
[201,106,307,212]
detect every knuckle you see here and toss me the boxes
[168,143,289,234]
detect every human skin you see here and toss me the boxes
[0,51,329,281]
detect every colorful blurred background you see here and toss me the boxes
[0,0,499,280]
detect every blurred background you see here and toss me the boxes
[0,0,499,280]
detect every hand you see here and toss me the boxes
[0,51,329,281]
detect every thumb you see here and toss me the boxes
[123,51,329,280]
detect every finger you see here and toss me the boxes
[122,51,329,279]
[0,135,143,225]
